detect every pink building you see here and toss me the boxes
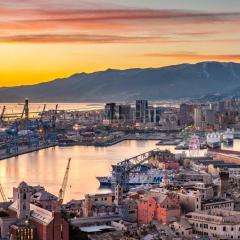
[137,193,180,224]
[158,160,179,171]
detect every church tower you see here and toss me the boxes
[16,181,31,220]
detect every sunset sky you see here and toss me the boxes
[1,0,240,87]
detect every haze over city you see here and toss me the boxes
[1,0,240,86]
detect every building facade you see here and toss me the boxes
[137,193,180,224]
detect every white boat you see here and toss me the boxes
[96,168,175,187]
[206,132,221,148]
[222,128,234,144]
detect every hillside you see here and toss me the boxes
[1,61,240,102]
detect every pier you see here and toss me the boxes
[0,143,57,160]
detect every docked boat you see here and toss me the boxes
[96,168,175,187]
[175,141,189,150]
[222,128,234,144]
[206,132,221,148]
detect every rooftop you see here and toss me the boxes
[80,225,114,233]
[9,201,54,225]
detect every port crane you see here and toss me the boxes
[0,106,6,121]
[0,183,7,202]
[20,98,29,120]
[0,106,6,128]
[40,104,46,121]
[58,158,71,205]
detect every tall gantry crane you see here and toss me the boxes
[0,106,6,126]
[40,104,46,121]
[0,183,7,202]
[58,158,71,205]
[0,106,6,120]
[113,148,160,192]
[20,98,29,120]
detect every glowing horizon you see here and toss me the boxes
[1,0,240,87]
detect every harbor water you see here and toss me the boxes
[0,140,159,202]
[0,138,240,202]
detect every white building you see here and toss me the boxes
[187,209,240,239]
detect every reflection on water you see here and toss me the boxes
[0,140,159,202]
[1,139,240,202]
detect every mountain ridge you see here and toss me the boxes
[1,61,240,102]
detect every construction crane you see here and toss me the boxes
[0,106,6,126]
[0,183,7,202]
[58,158,71,205]
[0,106,6,120]
[52,104,58,128]
[20,98,29,120]
[40,104,46,121]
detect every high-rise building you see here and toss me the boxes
[194,107,203,129]
[105,103,117,122]
[148,106,162,124]
[218,101,225,112]
[135,100,148,124]
[118,104,132,123]
[179,103,193,126]
[203,109,215,126]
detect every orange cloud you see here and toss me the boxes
[143,52,240,61]
[0,33,170,44]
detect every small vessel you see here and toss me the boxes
[206,132,221,148]
[175,141,188,150]
[222,128,234,144]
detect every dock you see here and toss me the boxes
[0,143,57,160]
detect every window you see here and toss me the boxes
[23,193,26,200]
[223,226,226,231]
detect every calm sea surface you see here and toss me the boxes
[0,140,163,202]
[1,140,239,203]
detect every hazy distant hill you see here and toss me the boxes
[1,61,240,102]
